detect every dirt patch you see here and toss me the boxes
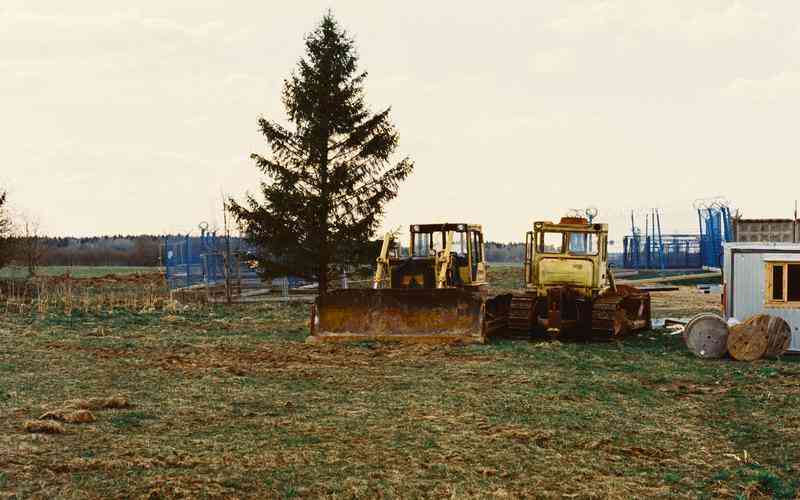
[151,342,502,376]
[650,286,722,318]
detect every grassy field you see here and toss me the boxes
[1,270,799,498]
[0,266,160,279]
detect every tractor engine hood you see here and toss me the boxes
[538,257,594,288]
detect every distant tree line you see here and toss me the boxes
[0,189,165,272]
[1,234,163,269]
[12,234,526,269]
[36,236,162,267]
[484,242,526,263]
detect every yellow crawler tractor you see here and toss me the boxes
[508,216,651,338]
[309,223,510,344]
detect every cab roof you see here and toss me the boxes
[410,223,483,233]
[534,220,608,233]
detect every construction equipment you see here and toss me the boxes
[309,223,510,344]
[508,216,651,338]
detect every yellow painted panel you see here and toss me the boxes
[538,258,593,288]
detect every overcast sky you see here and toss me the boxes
[2,1,798,245]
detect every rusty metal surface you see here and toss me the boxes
[592,286,652,337]
[483,293,512,335]
[309,288,487,344]
[503,285,652,338]
[508,295,536,331]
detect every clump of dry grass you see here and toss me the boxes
[1,274,175,316]
[28,395,127,434]
[23,419,65,434]
[67,409,97,423]
[38,409,67,422]
[40,409,97,424]
[65,395,130,411]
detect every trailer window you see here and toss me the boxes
[772,264,784,301]
[766,262,800,304]
[539,232,563,253]
[568,233,599,256]
[789,264,800,301]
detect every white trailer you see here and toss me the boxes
[723,242,800,353]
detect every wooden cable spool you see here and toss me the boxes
[684,313,729,359]
[727,314,791,361]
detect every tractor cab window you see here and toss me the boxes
[413,232,431,257]
[412,230,469,258]
[430,233,446,253]
[412,231,446,257]
[470,231,482,279]
[451,231,468,257]
[538,232,564,254]
[568,233,599,255]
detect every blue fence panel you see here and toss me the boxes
[623,235,701,269]
[162,229,310,291]
[698,207,733,269]
[163,231,259,290]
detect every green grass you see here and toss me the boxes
[0,273,798,498]
[623,269,712,280]
[109,411,157,429]
[487,264,524,293]
[663,275,723,286]
[0,265,160,279]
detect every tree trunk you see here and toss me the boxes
[317,110,330,297]
[318,265,328,297]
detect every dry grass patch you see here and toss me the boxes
[22,420,65,434]
[39,409,96,423]
[65,395,130,411]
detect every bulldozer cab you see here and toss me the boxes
[524,217,609,297]
[381,223,487,289]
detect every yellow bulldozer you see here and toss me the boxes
[308,223,510,344]
[508,216,651,338]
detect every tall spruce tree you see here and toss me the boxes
[230,13,413,294]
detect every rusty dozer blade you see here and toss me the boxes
[308,288,494,344]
